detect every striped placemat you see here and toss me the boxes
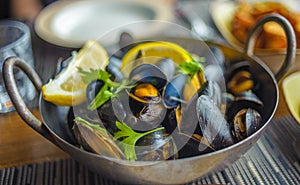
[1,116,299,185]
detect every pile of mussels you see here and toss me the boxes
[68,41,264,161]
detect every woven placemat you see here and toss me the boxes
[1,116,299,185]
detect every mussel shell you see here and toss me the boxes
[97,97,127,133]
[233,108,262,141]
[225,60,261,95]
[129,64,168,90]
[197,95,234,150]
[196,80,222,107]
[109,55,122,68]
[227,70,254,95]
[179,92,200,136]
[73,120,125,159]
[116,90,167,132]
[118,32,135,55]
[234,91,263,106]
[246,108,262,136]
[155,58,175,80]
[208,45,226,70]
[226,60,251,80]
[162,74,188,109]
[136,130,176,161]
[226,91,263,122]
[86,80,105,103]
[204,64,225,89]
[180,80,223,136]
[173,133,214,158]
[204,46,226,87]
[106,62,124,82]
[161,107,181,134]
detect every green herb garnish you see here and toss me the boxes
[78,67,134,110]
[77,68,101,84]
[114,121,164,161]
[178,57,205,78]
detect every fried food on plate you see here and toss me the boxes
[231,1,300,50]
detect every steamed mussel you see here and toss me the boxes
[67,40,265,161]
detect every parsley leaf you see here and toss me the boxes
[114,121,164,161]
[78,67,134,110]
[88,83,112,110]
[178,57,205,78]
[77,67,100,84]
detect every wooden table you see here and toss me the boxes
[0,19,297,170]
[0,109,69,169]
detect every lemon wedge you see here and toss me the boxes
[120,41,194,75]
[42,40,109,106]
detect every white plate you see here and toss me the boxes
[34,0,174,48]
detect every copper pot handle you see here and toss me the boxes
[2,56,53,140]
[244,13,296,81]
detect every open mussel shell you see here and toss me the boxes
[129,63,168,91]
[73,119,125,159]
[113,89,167,132]
[126,101,167,132]
[232,108,262,141]
[226,60,260,95]
[226,91,263,122]
[226,60,251,79]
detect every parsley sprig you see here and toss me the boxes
[78,67,133,110]
[114,121,164,161]
[178,56,205,78]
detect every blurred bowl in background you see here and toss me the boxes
[34,0,174,48]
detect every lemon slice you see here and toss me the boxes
[121,41,205,101]
[120,41,193,75]
[42,40,109,106]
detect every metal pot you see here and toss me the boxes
[2,14,296,184]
